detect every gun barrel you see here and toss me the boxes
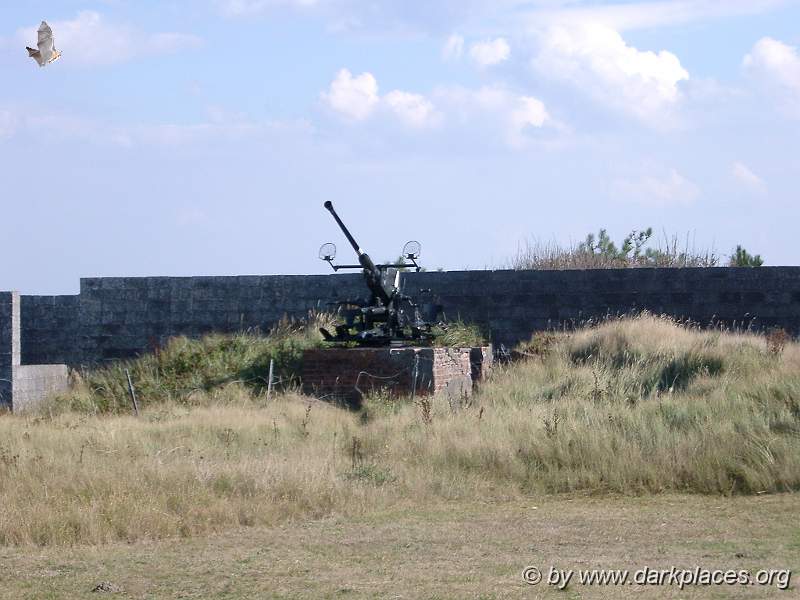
[324,201,390,304]
[324,201,363,257]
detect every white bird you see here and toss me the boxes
[26,21,61,67]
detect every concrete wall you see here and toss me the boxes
[11,365,69,413]
[3,267,800,369]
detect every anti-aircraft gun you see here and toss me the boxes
[318,201,440,345]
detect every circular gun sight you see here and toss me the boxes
[403,240,421,260]
[319,243,337,261]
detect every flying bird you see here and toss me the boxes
[26,21,61,67]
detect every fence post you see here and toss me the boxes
[267,358,275,399]
[125,369,139,416]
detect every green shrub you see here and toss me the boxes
[730,245,764,267]
[509,228,720,270]
[432,320,488,347]
[55,314,333,413]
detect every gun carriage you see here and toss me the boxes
[318,201,440,346]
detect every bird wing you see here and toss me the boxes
[37,21,54,57]
[26,46,45,66]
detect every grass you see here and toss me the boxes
[507,233,720,270]
[0,494,797,598]
[432,319,488,347]
[2,314,799,547]
[52,313,335,414]
[53,313,488,414]
[53,314,486,415]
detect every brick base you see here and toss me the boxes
[302,346,492,406]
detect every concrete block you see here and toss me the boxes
[11,364,69,413]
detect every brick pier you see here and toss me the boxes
[302,346,492,406]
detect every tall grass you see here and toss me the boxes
[485,315,800,494]
[52,313,335,414]
[2,315,799,546]
[507,233,720,270]
[432,319,488,347]
[53,313,485,415]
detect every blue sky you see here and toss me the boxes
[1,0,799,294]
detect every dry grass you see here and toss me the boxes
[1,494,797,599]
[50,312,336,414]
[507,234,720,270]
[0,392,371,545]
[2,315,799,547]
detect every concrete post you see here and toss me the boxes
[0,292,21,409]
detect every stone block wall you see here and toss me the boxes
[404,267,800,347]
[78,274,364,363]
[3,267,800,370]
[21,295,80,365]
[0,292,20,408]
[0,291,69,412]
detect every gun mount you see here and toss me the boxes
[318,201,440,345]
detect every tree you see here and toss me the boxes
[729,245,763,267]
[576,228,654,265]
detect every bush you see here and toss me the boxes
[509,228,720,270]
[730,245,764,267]
[432,320,488,347]
[52,313,334,414]
[472,314,800,495]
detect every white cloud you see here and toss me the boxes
[732,161,767,193]
[16,11,201,66]
[218,0,320,16]
[134,110,313,146]
[434,85,550,147]
[0,110,17,140]
[321,69,550,144]
[744,37,800,116]
[532,23,688,124]
[511,97,548,129]
[614,168,699,206]
[322,69,380,121]
[469,37,511,67]
[744,37,800,90]
[322,70,440,128]
[442,34,464,61]
[2,104,312,147]
[384,91,439,128]
[216,0,791,39]
[526,0,790,33]
[216,0,560,31]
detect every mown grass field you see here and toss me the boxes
[0,314,798,597]
[1,494,797,599]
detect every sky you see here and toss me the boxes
[1,0,799,295]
